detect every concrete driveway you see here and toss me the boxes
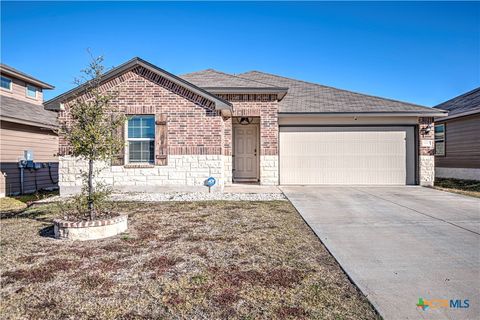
[281,186,480,320]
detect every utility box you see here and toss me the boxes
[24,150,34,161]
[24,150,34,168]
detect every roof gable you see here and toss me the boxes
[239,71,444,115]
[44,58,232,114]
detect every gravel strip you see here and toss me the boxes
[35,192,286,203]
[112,192,287,201]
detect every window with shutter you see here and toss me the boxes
[111,114,125,165]
[126,115,155,164]
[155,114,168,166]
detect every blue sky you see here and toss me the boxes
[1,1,479,106]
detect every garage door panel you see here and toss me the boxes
[280,127,414,185]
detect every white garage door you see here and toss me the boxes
[280,127,415,185]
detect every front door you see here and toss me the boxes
[234,124,259,181]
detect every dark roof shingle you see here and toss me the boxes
[433,87,480,117]
[0,96,58,128]
[181,69,281,89]
[238,71,441,114]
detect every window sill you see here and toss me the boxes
[124,163,155,169]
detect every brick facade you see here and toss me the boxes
[57,66,281,193]
[59,67,224,156]
[55,62,436,192]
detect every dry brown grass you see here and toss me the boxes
[433,178,480,198]
[0,197,27,215]
[0,201,380,320]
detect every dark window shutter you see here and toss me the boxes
[111,114,125,166]
[155,114,167,166]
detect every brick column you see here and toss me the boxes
[222,117,233,185]
[259,102,279,185]
[418,117,435,186]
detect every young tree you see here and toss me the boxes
[64,55,125,220]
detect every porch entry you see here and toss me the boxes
[233,117,260,182]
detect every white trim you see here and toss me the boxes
[125,115,155,164]
[25,84,38,100]
[0,75,12,91]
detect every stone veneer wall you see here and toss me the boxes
[418,117,435,186]
[260,155,279,185]
[59,155,225,195]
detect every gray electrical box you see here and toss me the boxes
[24,150,34,161]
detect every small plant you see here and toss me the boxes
[121,233,132,241]
[62,54,125,220]
[57,182,115,221]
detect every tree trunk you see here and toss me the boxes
[88,158,95,220]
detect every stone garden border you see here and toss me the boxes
[54,215,128,241]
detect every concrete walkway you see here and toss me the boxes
[281,186,480,320]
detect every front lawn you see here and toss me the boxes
[0,201,379,320]
[434,178,480,198]
[0,197,27,215]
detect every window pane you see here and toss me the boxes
[435,141,445,156]
[129,140,154,163]
[26,85,37,98]
[128,115,155,138]
[434,124,444,133]
[1,77,11,90]
[434,124,444,140]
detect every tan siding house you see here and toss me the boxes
[0,64,58,195]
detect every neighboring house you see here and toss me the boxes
[44,57,446,195]
[0,64,58,195]
[433,88,480,181]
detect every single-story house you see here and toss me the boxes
[0,63,58,195]
[44,57,446,195]
[433,87,480,180]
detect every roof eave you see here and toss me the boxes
[0,68,54,89]
[0,115,58,129]
[278,111,448,117]
[435,109,479,121]
[203,87,289,101]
